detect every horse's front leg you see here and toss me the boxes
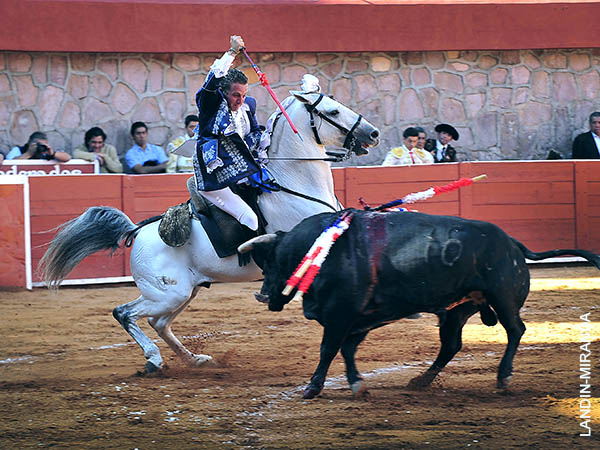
[147,286,213,367]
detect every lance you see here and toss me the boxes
[379,174,487,210]
[361,174,488,211]
[241,48,303,142]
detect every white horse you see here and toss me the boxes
[41,90,380,373]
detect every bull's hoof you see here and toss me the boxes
[497,376,511,390]
[302,385,322,399]
[350,380,369,399]
[407,373,435,390]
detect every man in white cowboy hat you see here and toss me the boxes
[426,123,459,163]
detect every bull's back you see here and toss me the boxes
[376,211,530,309]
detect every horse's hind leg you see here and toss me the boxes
[147,286,213,367]
[112,296,164,373]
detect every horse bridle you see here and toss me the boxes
[304,94,363,153]
[255,93,365,212]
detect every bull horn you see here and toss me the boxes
[237,233,278,254]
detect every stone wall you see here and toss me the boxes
[1,49,598,166]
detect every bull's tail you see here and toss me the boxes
[39,207,136,289]
[511,238,600,269]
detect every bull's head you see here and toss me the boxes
[238,233,293,312]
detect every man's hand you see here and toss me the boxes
[229,35,245,55]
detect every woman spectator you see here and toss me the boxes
[73,127,123,173]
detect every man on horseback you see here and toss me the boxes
[193,35,264,231]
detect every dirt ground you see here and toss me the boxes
[1,265,599,449]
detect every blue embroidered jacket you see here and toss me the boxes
[194,71,262,191]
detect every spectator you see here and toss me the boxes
[166,114,199,173]
[572,112,600,159]
[72,127,123,173]
[382,127,434,166]
[192,34,264,231]
[125,122,168,174]
[425,124,459,163]
[415,126,427,150]
[6,132,71,162]
[0,145,7,164]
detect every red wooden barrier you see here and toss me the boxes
[0,160,98,176]
[0,176,29,288]
[2,160,599,288]
[2,1,599,53]
[29,175,125,281]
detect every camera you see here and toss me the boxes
[33,143,53,160]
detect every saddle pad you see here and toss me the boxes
[158,202,192,247]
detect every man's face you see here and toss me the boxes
[438,131,452,145]
[417,132,426,149]
[33,138,48,148]
[590,116,600,136]
[186,121,199,138]
[133,127,148,147]
[88,136,104,152]
[225,83,248,112]
[404,136,418,150]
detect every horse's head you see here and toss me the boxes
[292,92,380,156]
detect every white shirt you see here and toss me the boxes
[227,104,251,138]
[435,140,447,161]
[592,131,600,155]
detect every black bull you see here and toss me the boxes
[238,209,600,399]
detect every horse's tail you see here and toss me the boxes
[511,238,600,269]
[40,206,136,289]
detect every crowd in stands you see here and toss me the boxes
[381,111,600,166]
[0,115,200,174]
[381,124,459,166]
[0,109,598,173]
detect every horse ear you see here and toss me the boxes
[291,91,313,104]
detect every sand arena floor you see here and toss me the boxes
[1,265,599,449]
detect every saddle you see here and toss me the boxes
[158,177,265,264]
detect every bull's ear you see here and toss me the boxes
[238,233,278,254]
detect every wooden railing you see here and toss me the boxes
[1,160,599,288]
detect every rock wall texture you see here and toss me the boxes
[1,49,599,166]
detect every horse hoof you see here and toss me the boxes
[351,381,369,399]
[145,361,161,374]
[193,354,213,366]
[497,376,511,389]
[303,386,322,399]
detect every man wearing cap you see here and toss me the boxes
[425,123,459,163]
